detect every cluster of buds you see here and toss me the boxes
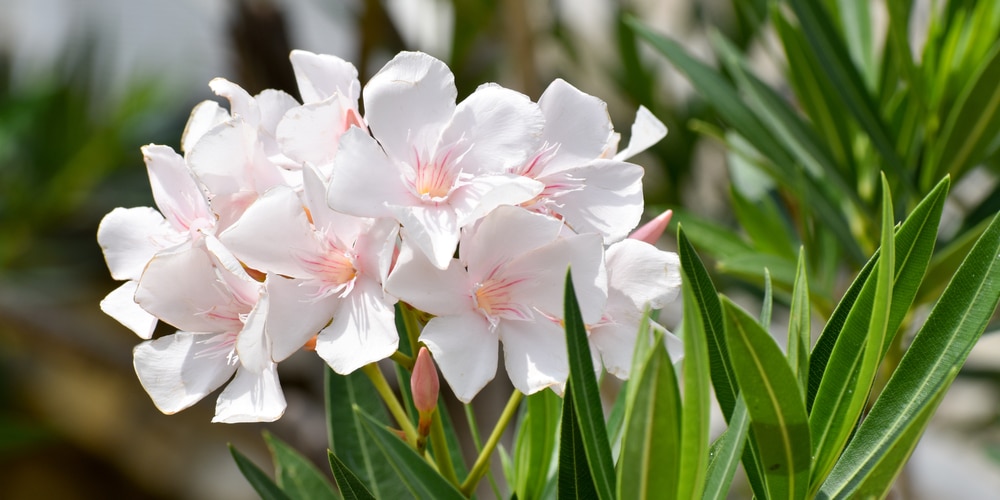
[97,50,681,423]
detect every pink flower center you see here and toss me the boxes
[414,159,454,200]
[300,248,358,299]
[473,276,530,327]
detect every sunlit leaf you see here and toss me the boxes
[264,431,339,500]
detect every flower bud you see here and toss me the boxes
[411,347,439,416]
[629,209,672,245]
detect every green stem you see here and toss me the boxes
[390,350,414,370]
[361,363,418,446]
[429,410,459,486]
[400,302,423,355]
[459,390,524,496]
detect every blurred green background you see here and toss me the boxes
[2,0,1000,498]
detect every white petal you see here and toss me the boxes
[133,331,238,414]
[315,278,398,374]
[254,89,300,136]
[266,275,337,362]
[363,51,456,162]
[443,84,544,174]
[101,281,158,339]
[182,100,230,153]
[460,205,561,282]
[420,312,497,403]
[390,204,459,270]
[555,160,644,243]
[187,120,284,205]
[213,363,286,423]
[327,127,412,218]
[210,78,257,124]
[450,174,544,227]
[589,305,643,380]
[142,144,213,233]
[276,98,350,166]
[503,233,607,324]
[606,239,681,310]
[135,245,246,333]
[613,105,667,161]
[290,49,361,104]
[499,316,569,395]
[219,185,317,277]
[97,206,177,280]
[236,292,271,373]
[353,217,400,283]
[303,165,368,247]
[538,78,614,169]
[384,238,470,316]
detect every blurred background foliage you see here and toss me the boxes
[1,0,999,498]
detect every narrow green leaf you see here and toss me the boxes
[820,212,1000,498]
[835,0,876,90]
[668,208,754,260]
[230,444,292,500]
[787,0,906,182]
[703,399,751,500]
[328,452,376,500]
[716,252,797,290]
[761,268,774,328]
[563,270,616,500]
[559,386,598,499]
[729,187,798,260]
[810,175,896,489]
[325,367,407,499]
[723,298,811,500]
[514,390,561,500]
[618,329,680,500]
[807,176,950,412]
[925,43,1000,187]
[787,248,811,392]
[356,409,465,500]
[915,216,992,306]
[677,274,711,500]
[677,228,736,421]
[264,431,339,500]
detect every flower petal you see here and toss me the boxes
[327,127,412,218]
[212,363,286,423]
[236,292,271,373]
[101,281,158,339]
[442,83,544,174]
[606,239,681,310]
[460,205,561,282]
[290,49,361,104]
[315,278,398,374]
[266,275,338,362]
[276,98,351,167]
[133,331,238,414]
[499,316,569,395]
[363,51,456,162]
[450,174,544,228]
[420,312,497,403]
[538,78,613,169]
[384,238,469,316]
[219,185,317,277]
[390,204,460,270]
[142,144,213,234]
[209,78,257,124]
[97,206,177,281]
[554,159,644,243]
[613,105,667,161]
[182,100,229,153]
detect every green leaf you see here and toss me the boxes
[716,252,797,290]
[925,42,1000,187]
[835,0,877,90]
[761,268,774,328]
[328,452,376,500]
[264,431,339,500]
[559,385,598,500]
[563,270,616,500]
[677,228,737,421]
[819,212,1000,498]
[729,187,798,260]
[786,0,906,182]
[677,273,711,499]
[617,328,680,500]
[703,399,750,500]
[514,389,561,500]
[356,409,465,500]
[810,175,895,488]
[324,367,407,499]
[807,176,951,409]
[230,444,292,500]
[722,298,811,500]
[787,248,811,392]
[668,208,754,260]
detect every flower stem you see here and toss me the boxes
[459,390,524,496]
[390,350,414,370]
[399,302,422,355]
[361,363,418,446]
[429,409,459,486]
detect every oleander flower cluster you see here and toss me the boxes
[97,50,681,423]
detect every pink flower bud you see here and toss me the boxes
[411,347,439,415]
[629,209,672,245]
